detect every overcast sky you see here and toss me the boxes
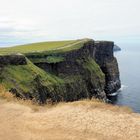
[0,0,140,47]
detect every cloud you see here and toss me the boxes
[0,17,50,47]
[0,0,140,47]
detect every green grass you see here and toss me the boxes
[46,56,65,63]
[28,55,65,63]
[82,58,105,88]
[0,38,91,55]
[0,59,64,93]
[83,58,105,80]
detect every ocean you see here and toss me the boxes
[109,44,140,113]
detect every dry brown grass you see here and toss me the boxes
[67,99,133,114]
[0,85,40,112]
[1,85,139,140]
[0,98,140,140]
[0,84,133,113]
[0,85,14,101]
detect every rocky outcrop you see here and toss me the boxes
[94,41,121,95]
[113,44,121,51]
[0,54,27,67]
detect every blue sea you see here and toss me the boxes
[109,44,140,113]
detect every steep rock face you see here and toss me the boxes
[33,40,106,100]
[31,40,121,97]
[31,40,121,98]
[35,41,94,75]
[0,54,27,66]
[94,41,121,95]
[0,39,121,103]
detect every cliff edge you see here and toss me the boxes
[0,38,121,103]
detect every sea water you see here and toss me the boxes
[109,44,140,113]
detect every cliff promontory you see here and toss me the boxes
[0,38,121,103]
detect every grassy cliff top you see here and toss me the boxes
[0,38,92,55]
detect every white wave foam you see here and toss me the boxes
[107,85,128,96]
[119,85,128,91]
[108,92,118,96]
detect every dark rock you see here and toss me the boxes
[113,44,121,51]
[94,41,121,95]
[31,40,107,101]
[32,40,121,101]
[35,40,95,75]
[0,54,27,67]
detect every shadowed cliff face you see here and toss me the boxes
[0,39,121,103]
[34,40,121,97]
[94,41,121,95]
[0,54,27,66]
[32,40,107,102]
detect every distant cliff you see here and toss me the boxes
[113,44,121,51]
[0,39,121,103]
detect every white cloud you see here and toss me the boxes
[0,0,140,47]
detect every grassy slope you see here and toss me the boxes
[0,38,91,63]
[0,40,75,54]
[0,59,64,94]
[83,58,105,87]
[0,38,91,55]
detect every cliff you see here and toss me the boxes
[0,39,121,103]
[94,41,121,94]
[113,44,121,51]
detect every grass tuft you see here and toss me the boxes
[0,85,14,101]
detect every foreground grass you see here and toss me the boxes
[1,86,140,140]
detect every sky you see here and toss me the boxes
[0,0,140,47]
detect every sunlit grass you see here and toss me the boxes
[0,38,91,55]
